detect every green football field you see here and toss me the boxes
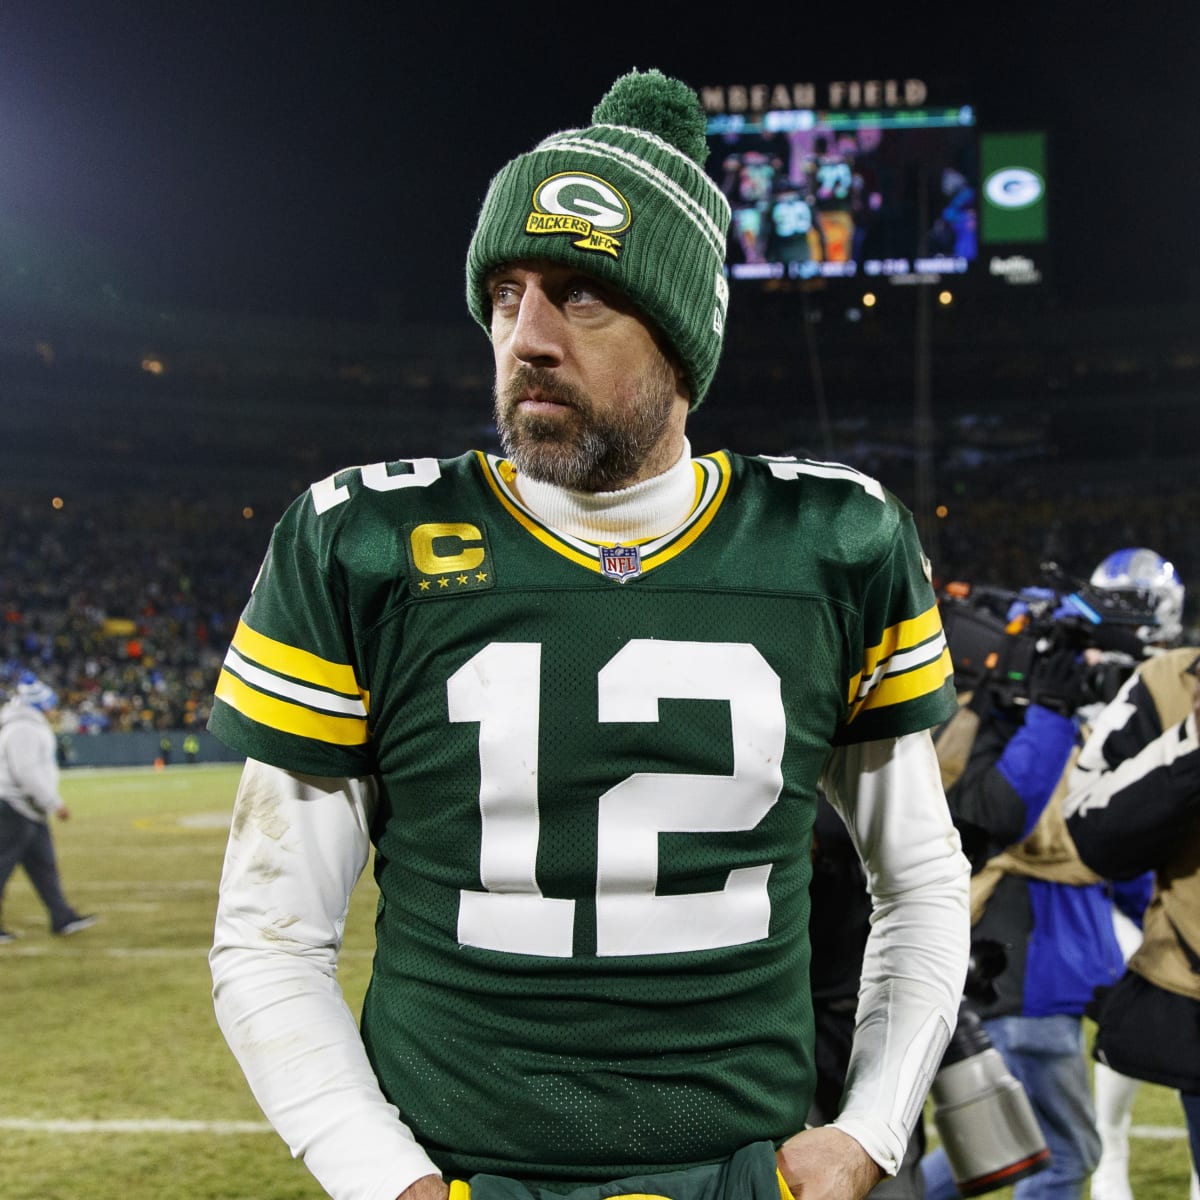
[0,764,1192,1199]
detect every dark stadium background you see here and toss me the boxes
[1,1,1198,754]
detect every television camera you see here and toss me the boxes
[929,941,1050,1195]
[939,562,1156,710]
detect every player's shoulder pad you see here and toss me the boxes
[269,452,483,575]
[739,452,906,529]
[287,452,477,529]
[305,453,478,516]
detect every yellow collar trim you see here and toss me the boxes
[475,450,731,576]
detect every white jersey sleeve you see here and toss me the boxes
[820,731,971,1174]
[210,758,440,1200]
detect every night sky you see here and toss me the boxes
[1,1,1197,325]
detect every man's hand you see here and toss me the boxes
[776,1126,885,1200]
[395,1174,449,1200]
[55,806,70,822]
[1028,645,1088,716]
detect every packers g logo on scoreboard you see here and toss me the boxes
[984,167,1044,210]
[405,522,495,597]
[525,172,631,259]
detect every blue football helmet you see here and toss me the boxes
[1089,548,1185,646]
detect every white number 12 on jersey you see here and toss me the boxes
[447,639,785,958]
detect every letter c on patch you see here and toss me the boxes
[410,523,486,574]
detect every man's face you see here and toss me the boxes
[487,262,688,492]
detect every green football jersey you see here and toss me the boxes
[209,448,956,1188]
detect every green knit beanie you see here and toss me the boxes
[466,68,731,409]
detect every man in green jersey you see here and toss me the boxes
[209,69,970,1200]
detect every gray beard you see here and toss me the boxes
[492,364,676,492]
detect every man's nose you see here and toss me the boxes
[508,284,565,367]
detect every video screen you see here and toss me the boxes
[706,106,979,282]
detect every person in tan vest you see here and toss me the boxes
[922,551,1187,1200]
[1065,548,1192,1200]
[1064,644,1200,1186]
[919,637,1141,1200]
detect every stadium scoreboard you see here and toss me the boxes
[701,76,1049,293]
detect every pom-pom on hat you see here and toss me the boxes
[466,68,731,409]
[17,671,57,712]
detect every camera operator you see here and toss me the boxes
[1063,642,1200,1188]
[921,562,1168,1200]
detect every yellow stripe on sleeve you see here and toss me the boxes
[846,605,946,706]
[215,669,370,746]
[851,645,954,721]
[231,619,366,702]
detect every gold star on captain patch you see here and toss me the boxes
[404,519,494,599]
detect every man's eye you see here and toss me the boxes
[491,283,518,307]
[566,282,602,305]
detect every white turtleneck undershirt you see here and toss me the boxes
[512,439,697,542]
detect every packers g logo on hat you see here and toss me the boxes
[466,69,733,407]
[524,172,631,259]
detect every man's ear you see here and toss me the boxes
[675,363,691,404]
[658,337,690,403]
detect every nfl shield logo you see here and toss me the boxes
[599,544,642,583]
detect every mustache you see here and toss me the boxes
[498,368,590,414]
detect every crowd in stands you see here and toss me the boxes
[1,465,1195,743]
[0,491,266,735]
[932,469,1200,600]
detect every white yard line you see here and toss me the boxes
[925,1120,1186,1142]
[1130,1124,1191,1140]
[3,944,373,958]
[80,879,216,891]
[0,1118,272,1135]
